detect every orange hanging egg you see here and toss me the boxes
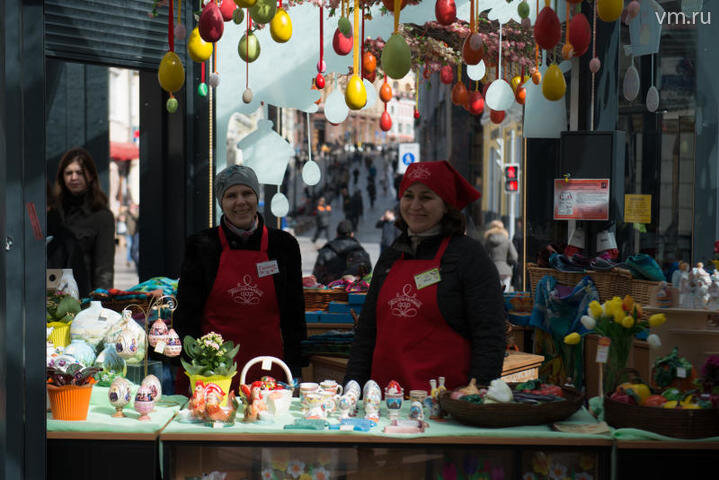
[562,43,574,60]
[451,81,469,106]
[531,69,542,85]
[379,82,393,103]
[362,51,377,74]
[515,86,527,105]
[462,33,484,66]
[534,6,561,50]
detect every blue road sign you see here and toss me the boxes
[402,152,415,165]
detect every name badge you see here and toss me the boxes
[256,260,279,278]
[414,268,441,290]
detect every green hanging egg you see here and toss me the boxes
[338,16,352,37]
[250,0,277,25]
[518,1,530,19]
[233,8,244,24]
[238,32,261,62]
[166,97,179,113]
[380,33,411,80]
[198,82,208,97]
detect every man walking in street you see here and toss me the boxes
[312,196,332,244]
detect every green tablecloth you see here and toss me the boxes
[161,399,611,442]
[47,385,187,434]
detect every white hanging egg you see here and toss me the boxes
[324,86,349,124]
[270,192,289,217]
[467,60,486,81]
[302,160,321,185]
[361,79,378,111]
[646,86,659,112]
[623,62,640,101]
[485,79,515,111]
[141,374,162,403]
[163,328,182,357]
[208,73,220,88]
[242,88,253,104]
[175,24,187,40]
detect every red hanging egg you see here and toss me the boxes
[435,0,457,26]
[363,69,377,83]
[451,81,469,106]
[363,51,377,74]
[315,74,325,89]
[379,82,393,102]
[414,109,420,119]
[382,0,408,12]
[440,65,454,84]
[380,111,392,131]
[462,34,484,65]
[515,86,527,105]
[568,13,591,57]
[531,68,542,85]
[219,0,236,22]
[423,66,431,79]
[534,6,561,51]
[199,1,224,43]
[332,28,353,56]
[468,91,484,116]
[490,109,505,124]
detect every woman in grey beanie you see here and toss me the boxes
[174,165,306,393]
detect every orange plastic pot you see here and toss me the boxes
[47,383,93,421]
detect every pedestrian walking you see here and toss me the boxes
[312,196,332,243]
[347,189,364,231]
[375,208,400,254]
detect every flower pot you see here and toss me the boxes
[47,321,71,348]
[186,372,235,406]
[47,383,93,421]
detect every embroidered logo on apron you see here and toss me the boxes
[388,284,422,318]
[227,274,264,305]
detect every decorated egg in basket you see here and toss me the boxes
[141,374,162,403]
[148,319,169,347]
[108,377,133,417]
[163,328,182,357]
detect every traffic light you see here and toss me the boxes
[503,164,519,193]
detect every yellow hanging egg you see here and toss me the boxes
[270,9,292,43]
[157,51,185,93]
[510,75,530,93]
[188,27,213,63]
[234,0,257,8]
[345,75,367,110]
[542,64,566,101]
[597,0,623,22]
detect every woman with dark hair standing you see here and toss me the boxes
[344,161,506,391]
[51,147,115,296]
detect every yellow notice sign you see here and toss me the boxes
[624,194,652,224]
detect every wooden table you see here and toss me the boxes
[303,351,545,384]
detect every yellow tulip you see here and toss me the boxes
[649,313,667,327]
[622,316,634,328]
[564,332,581,345]
[588,300,603,319]
[622,295,634,312]
[613,310,624,324]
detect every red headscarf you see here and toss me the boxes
[399,161,481,209]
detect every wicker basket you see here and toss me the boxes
[629,279,661,307]
[527,263,632,303]
[92,295,153,313]
[439,386,584,428]
[304,288,349,311]
[604,394,719,439]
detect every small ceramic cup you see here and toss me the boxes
[320,379,343,396]
[320,390,341,414]
[299,382,319,402]
[409,389,428,404]
[302,392,326,419]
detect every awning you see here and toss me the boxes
[110,141,139,161]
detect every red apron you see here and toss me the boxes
[176,225,285,394]
[370,236,471,392]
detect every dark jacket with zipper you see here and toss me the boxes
[344,232,506,387]
[173,214,307,376]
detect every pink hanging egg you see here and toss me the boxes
[317,60,326,74]
[199,1,224,43]
[332,28,353,56]
[589,57,601,73]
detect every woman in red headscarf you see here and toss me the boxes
[344,161,506,392]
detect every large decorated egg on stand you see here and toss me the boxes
[109,377,133,417]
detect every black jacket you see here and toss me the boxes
[173,215,307,376]
[344,232,506,387]
[312,236,372,285]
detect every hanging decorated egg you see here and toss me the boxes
[589,57,601,73]
[333,28,353,56]
[325,87,349,123]
[568,13,591,56]
[531,68,542,85]
[516,86,527,105]
[510,75,529,93]
[462,33,484,65]
[188,27,213,63]
[646,86,659,112]
[381,0,408,12]
[315,73,325,89]
[534,6,561,50]
[467,60,486,81]
[518,1,530,18]
[163,329,182,357]
[363,51,377,74]
[219,0,237,21]
[542,63,566,101]
[270,193,290,217]
[345,75,367,110]
[302,160,322,185]
[468,91,485,116]
[451,81,469,106]
[158,52,185,93]
[381,33,412,80]
[199,1,224,43]
[238,32,261,63]
[317,60,326,73]
[597,0,623,22]
[435,0,457,26]
[623,61,640,101]
[486,79,515,111]
[440,65,454,84]
[209,73,220,88]
[250,0,277,25]
[379,81,393,102]
[242,88,253,103]
[175,24,187,41]
[414,108,420,119]
[562,43,574,60]
[270,9,292,43]
[148,319,169,347]
[338,16,352,37]
[233,8,245,24]
[490,109,505,124]
[166,97,179,113]
[198,83,209,97]
[380,111,392,131]
[234,0,256,7]
[422,66,431,80]
[362,79,378,110]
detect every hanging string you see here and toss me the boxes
[306,111,313,164]
[591,0,597,131]
[208,82,214,227]
[475,80,478,91]
[566,1,570,45]
[246,16,250,88]
[457,61,461,82]
[319,6,324,70]
[470,0,476,32]
[498,23,503,81]
[361,4,365,78]
[177,0,182,25]
[201,61,206,83]
[534,0,539,69]
[168,0,174,52]
[353,0,360,76]
[393,0,400,33]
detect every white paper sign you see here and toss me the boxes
[397,143,420,175]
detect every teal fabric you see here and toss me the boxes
[47,385,187,434]
[161,399,611,441]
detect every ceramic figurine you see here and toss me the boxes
[337,394,353,419]
[363,379,380,399]
[241,381,268,422]
[408,400,424,421]
[111,310,147,365]
[303,392,327,420]
[141,374,162,405]
[654,281,673,308]
[206,389,239,424]
[163,329,182,357]
[134,385,155,421]
[344,380,361,414]
[148,318,169,347]
[320,390,340,416]
[428,379,443,419]
[189,381,208,419]
[363,388,381,423]
[672,262,689,288]
[679,266,692,308]
[109,377,133,417]
[707,278,719,311]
